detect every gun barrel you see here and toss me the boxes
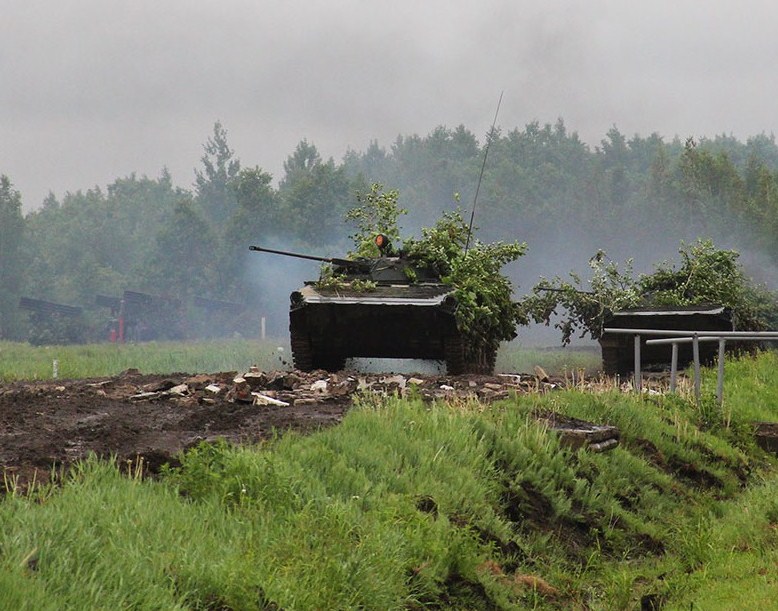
[249,244,331,263]
[248,245,364,269]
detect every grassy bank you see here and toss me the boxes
[2,351,778,609]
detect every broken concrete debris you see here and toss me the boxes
[252,393,290,407]
[119,366,617,409]
[310,380,328,394]
[535,411,620,453]
[94,366,624,453]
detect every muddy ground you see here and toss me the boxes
[1,367,562,489]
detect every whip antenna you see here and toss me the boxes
[465,91,503,254]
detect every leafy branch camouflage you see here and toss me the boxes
[345,183,405,258]
[405,211,527,355]
[519,239,778,344]
[345,185,527,355]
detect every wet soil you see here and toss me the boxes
[0,368,534,489]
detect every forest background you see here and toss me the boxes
[2,120,778,343]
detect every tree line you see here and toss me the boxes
[2,119,778,342]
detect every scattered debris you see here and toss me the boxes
[536,411,620,453]
[310,380,328,394]
[168,384,189,396]
[252,393,290,407]
[753,422,778,455]
[1,364,647,489]
[130,391,162,401]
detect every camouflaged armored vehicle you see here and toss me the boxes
[249,236,496,374]
[599,304,733,374]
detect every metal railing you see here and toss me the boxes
[602,328,778,403]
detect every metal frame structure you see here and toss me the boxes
[602,328,778,403]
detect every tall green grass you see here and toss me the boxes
[0,338,603,382]
[0,339,600,382]
[2,351,778,608]
[700,349,778,424]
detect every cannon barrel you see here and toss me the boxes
[249,245,367,269]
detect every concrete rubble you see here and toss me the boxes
[121,366,622,452]
[121,366,576,407]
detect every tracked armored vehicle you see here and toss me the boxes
[599,304,734,374]
[249,238,496,374]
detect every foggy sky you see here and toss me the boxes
[3,0,778,209]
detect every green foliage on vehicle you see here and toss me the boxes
[345,184,527,355]
[640,240,778,331]
[405,212,527,353]
[520,239,778,344]
[344,183,406,258]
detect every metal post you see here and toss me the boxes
[261,316,266,340]
[608,330,778,405]
[692,334,701,403]
[670,342,678,392]
[118,298,126,343]
[634,334,641,393]
[716,338,726,405]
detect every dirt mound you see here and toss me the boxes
[1,368,554,490]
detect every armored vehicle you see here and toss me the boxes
[249,237,496,374]
[599,304,733,374]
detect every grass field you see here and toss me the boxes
[0,338,601,383]
[0,339,291,382]
[2,342,778,608]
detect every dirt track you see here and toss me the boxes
[0,367,539,489]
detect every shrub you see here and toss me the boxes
[520,239,778,344]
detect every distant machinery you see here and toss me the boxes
[19,297,85,345]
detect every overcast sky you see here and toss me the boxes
[2,1,778,209]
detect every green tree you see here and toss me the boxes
[280,139,321,184]
[22,174,182,309]
[22,187,109,306]
[105,170,186,275]
[677,138,747,235]
[194,121,241,225]
[743,156,778,260]
[143,198,219,302]
[0,175,25,339]
[278,140,353,245]
[225,167,277,245]
[219,166,278,297]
